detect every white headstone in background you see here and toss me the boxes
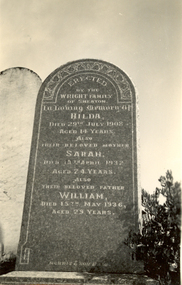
[0,67,42,253]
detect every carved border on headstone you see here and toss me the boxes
[20,248,30,264]
[43,60,132,102]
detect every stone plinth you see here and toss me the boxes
[0,271,159,284]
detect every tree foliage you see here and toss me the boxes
[124,171,181,284]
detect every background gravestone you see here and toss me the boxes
[0,68,42,254]
[16,59,140,273]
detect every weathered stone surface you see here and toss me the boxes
[16,59,139,272]
[0,271,159,284]
[0,68,42,253]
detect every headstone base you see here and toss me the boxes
[0,271,159,284]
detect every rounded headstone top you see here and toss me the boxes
[40,59,135,103]
[0,66,41,78]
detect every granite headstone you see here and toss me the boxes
[16,59,139,273]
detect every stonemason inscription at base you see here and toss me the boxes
[16,59,139,272]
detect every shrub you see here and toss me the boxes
[124,171,181,284]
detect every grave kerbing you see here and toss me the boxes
[16,59,140,273]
